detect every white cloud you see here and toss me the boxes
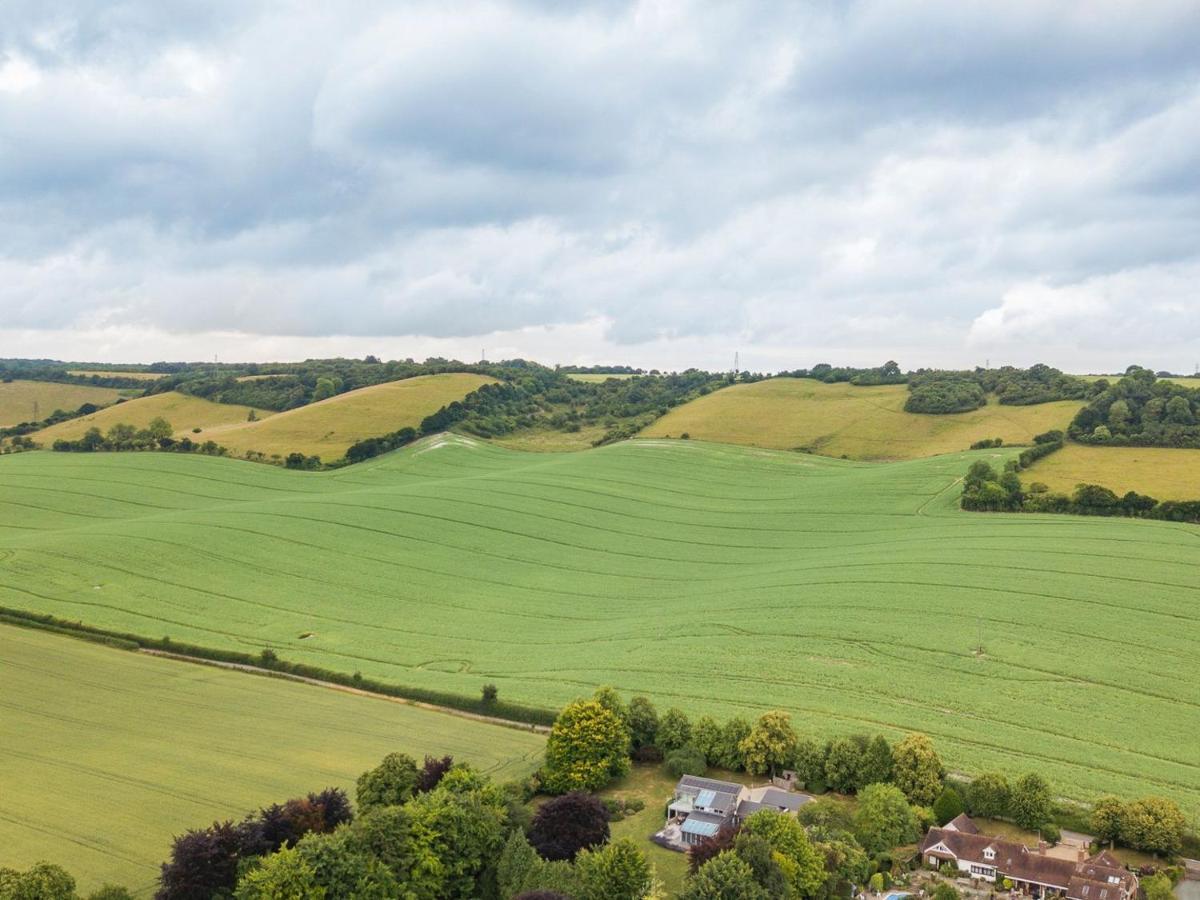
[1,0,1199,370]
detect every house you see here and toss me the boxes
[665,775,808,846]
[919,815,1138,900]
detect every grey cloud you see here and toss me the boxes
[1,0,1199,369]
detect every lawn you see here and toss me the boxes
[1024,444,1200,500]
[2,437,1199,819]
[32,391,272,444]
[640,378,1083,460]
[0,380,125,427]
[203,373,495,460]
[0,624,545,895]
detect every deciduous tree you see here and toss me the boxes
[739,711,798,777]
[852,783,920,853]
[682,852,768,900]
[542,700,631,793]
[1010,773,1051,831]
[529,792,610,862]
[356,753,419,812]
[891,734,943,806]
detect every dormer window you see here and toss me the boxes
[983,848,995,861]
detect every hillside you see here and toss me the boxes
[0,380,126,427]
[32,391,271,444]
[202,372,495,460]
[0,624,544,895]
[640,378,1083,459]
[1024,444,1200,500]
[2,438,1198,815]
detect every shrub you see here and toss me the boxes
[666,744,708,779]
[481,683,498,705]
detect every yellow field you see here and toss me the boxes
[67,370,164,381]
[640,378,1083,460]
[1024,444,1200,499]
[0,381,125,427]
[33,392,271,444]
[205,373,495,460]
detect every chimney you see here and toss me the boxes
[1038,841,1047,855]
[1078,846,1087,863]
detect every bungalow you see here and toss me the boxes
[666,775,808,846]
[920,815,1138,900]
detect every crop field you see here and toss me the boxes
[67,370,165,381]
[32,391,271,444]
[640,378,1083,459]
[0,380,125,426]
[1025,445,1200,500]
[203,373,495,460]
[1,438,1199,817]
[0,624,544,895]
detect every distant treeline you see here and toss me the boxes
[779,361,1099,413]
[1070,366,1200,448]
[0,359,156,390]
[905,364,1098,414]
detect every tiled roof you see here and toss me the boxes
[947,813,980,834]
[677,775,743,795]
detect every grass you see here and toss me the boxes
[32,392,272,444]
[490,424,611,452]
[0,380,125,427]
[202,373,495,460]
[67,370,165,381]
[2,437,1200,819]
[1024,445,1200,500]
[0,623,544,895]
[640,379,1083,460]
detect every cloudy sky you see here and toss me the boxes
[2,1,1199,372]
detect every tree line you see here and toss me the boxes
[49,418,231,458]
[1070,366,1200,448]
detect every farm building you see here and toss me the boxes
[920,815,1139,900]
[663,775,808,847]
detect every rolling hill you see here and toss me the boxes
[31,391,271,444]
[0,624,544,895]
[0,380,126,427]
[639,378,1084,459]
[201,373,495,459]
[2,437,1198,816]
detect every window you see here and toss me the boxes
[984,848,996,860]
[970,865,995,879]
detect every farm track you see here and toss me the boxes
[2,436,1200,819]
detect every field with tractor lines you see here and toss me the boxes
[640,378,1083,459]
[1,437,1199,817]
[0,624,545,895]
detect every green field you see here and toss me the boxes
[0,380,126,427]
[1025,444,1200,500]
[640,378,1083,459]
[2,437,1200,818]
[0,624,544,894]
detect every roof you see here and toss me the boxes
[946,813,980,834]
[738,786,809,818]
[921,827,1133,895]
[677,775,743,795]
[681,810,727,838]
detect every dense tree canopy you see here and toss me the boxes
[542,699,631,793]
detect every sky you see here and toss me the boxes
[1,1,1199,373]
